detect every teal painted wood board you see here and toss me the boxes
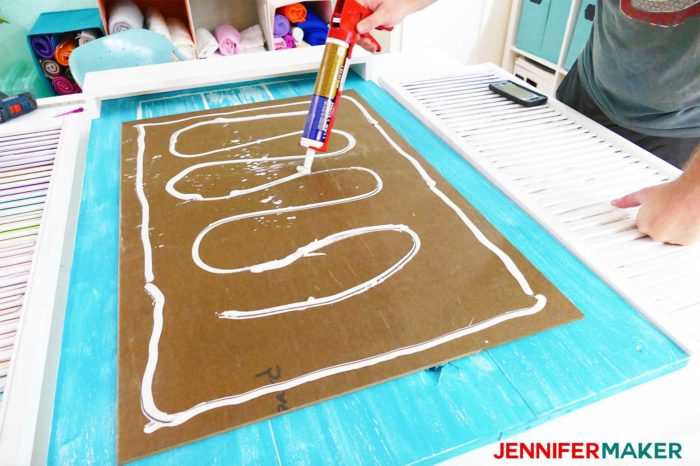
[48,73,687,465]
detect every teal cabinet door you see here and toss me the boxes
[564,0,596,70]
[540,0,573,63]
[515,0,550,59]
[515,0,574,65]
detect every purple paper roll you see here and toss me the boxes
[282,34,296,49]
[52,76,79,95]
[31,34,60,59]
[273,14,291,37]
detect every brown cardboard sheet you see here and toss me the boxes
[118,91,583,462]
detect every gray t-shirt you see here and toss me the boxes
[578,0,700,138]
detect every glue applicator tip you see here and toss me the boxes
[301,148,316,173]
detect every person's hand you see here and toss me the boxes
[355,0,437,52]
[612,178,700,245]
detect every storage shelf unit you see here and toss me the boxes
[502,0,596,95]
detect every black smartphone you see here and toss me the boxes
[488,80,548,107]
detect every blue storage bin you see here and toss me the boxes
[515,0,550,60]
[564,0,596,70]
[515,0,573,64]
[27,8,104,95]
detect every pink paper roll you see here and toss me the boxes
[214,25,243,56]
[52,76,79,95]
[273,36,286,50]
[282,34,296,49]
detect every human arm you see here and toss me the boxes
[612,144,700,245]
[355,0,438,51]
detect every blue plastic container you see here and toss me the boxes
[69,29,185,87]
[26,8,104,95]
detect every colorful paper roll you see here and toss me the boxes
[52,76,79,95]
[291,26,304,44]
[40,59,62,78]
[273,14,291,37]
[145,7,170,40]
[279,3,307,23]
[273,36,287,50]
[167,17,197,60]
[30,34,60,59]
[109,0,144,33]
[54,39,78,67]
[214,25,243,56]
[296,8,329,46]
[241,24,265,50]
[282,34,296,49]
[195,28,219,59]
[76,29,101,46]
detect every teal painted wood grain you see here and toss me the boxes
[48,73,687,466]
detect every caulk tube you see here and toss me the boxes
[301,37,351,152]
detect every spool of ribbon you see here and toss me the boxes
[30,34,60,59]
[41,59,63,78]
[54,38,78,67]
[52,76,79,95]
[273,14,291,37]
[279,3,307,23]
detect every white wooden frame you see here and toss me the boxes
[373,54,697,354]
[0,110,89,465]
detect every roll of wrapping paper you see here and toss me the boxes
[273,14,291,36]
[30,34,60,59]
[279,3,307,23]
[41,59,63,78]
[54,38,78,67]
[52,76,79,95]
